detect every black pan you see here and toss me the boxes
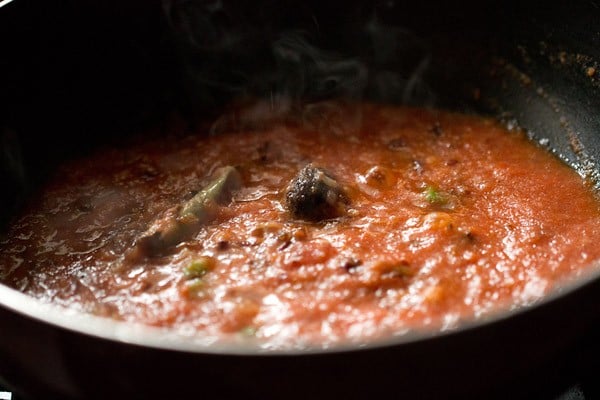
[1,1,599,399]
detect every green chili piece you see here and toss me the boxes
[184,256,215,279]
[424,186,447,205]
[133,166,242,258]
[240,326,258,337]
[180,165,242,219]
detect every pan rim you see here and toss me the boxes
[1,260,599,356]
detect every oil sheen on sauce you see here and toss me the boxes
[2,104,600,348]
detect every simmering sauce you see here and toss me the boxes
[2,103,600,348]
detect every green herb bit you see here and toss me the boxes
[184,256,215,279]
[424,186,447,205]
[240,326,258,337]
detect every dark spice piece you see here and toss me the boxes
[216,240,229,251]
[342,258,362,271]
[285,164,349,221]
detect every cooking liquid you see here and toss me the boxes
[2,103,600,348]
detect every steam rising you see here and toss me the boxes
[271,32,368,102]
[163,0,435,126]
[364,15,433,104]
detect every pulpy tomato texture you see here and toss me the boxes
[2,104,600,349]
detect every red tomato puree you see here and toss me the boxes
[2,103,600,348]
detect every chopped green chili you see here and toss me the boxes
[424,185,447,205]
[134,166,242,258]
[184,256,215,279]
[179,166,242,220]
[240,326,258,337]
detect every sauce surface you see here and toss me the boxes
[2,103,600,348]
